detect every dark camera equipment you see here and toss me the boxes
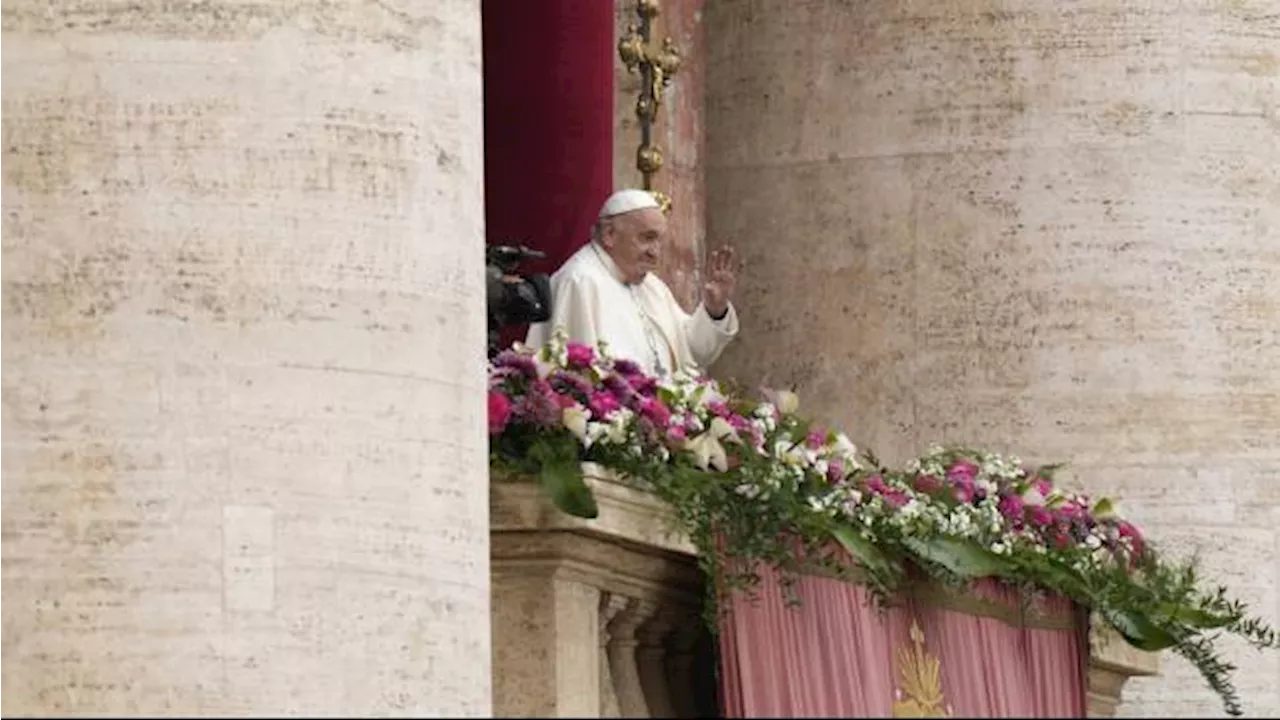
[486,243,553,358]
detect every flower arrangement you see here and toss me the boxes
[488,331,1278,717]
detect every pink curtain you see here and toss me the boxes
[718,565,1087,718]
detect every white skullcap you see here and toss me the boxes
[598,189,660,219]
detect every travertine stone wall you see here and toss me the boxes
[705,1,1279,716]
[1,1,491,715]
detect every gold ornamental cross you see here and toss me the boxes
[618,0,682,214]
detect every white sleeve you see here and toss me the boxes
[683,300,739,368]
[524,274,605,352]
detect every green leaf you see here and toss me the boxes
[1157,603,1235,630]
[902,536,1013,579]
[1103,608,1181,652]
[529,437,598,519]
[539,458,598,519]
[831,525,897,580]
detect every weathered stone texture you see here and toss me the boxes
[705,0,1279,716]
[1,1,491,715]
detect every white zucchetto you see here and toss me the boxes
[598,189,660,219]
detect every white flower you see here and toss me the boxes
[605,409,634,444]
[1021,484,1046,507]
[562,406,590,444]
[684,416,739,471]
[774,390,801,415]
[832,432,857,459]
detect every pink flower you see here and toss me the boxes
[1031,477,1053,497]
[864,475,910,507]
[706,400,733,419]
[565,342,595,368]
[728,414,751,432]
[884,489,911,508]
[913,473,943,494]
[612,358,643,376]
[588,391,621,419]
[1117,520,1145,556]
[514,379,562,427]
[827,460,847,484]
[951,477,977,504]
[805,429,827,450]
[998,494,1025,524]
[638,397,671,426]
[1027,506,1054,528]
[629,374,659,396]
[946,460,979,482]
[666,424,688,443]
[488,390,512,435]
[492,350,538,378]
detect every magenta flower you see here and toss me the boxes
[629,374,659,396]
[1027,506,1054,528]
[727,414,751,433]
[951,477,976,504]
[946,460,979,483]
[492,350,538,378]
[588,391,622,420]
[601,374,639,408]
[913,474,943,494]
[863,475,909,506]
[706,400,733,418]
[488,390,512,435]
[1031,476,1053,497]
[826,460,847,484]
[666,424,688,443]
[565,342,595,368]
[805,428,827,450]
[638,397,672,427]
[1117,520,1145,557]
[612,358,643,377]
[998,494,1025,525]
[549,370,595,401]
[514,379,561,427]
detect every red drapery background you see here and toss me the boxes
[482,0,616,349]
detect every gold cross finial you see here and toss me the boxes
[618,1,682,214]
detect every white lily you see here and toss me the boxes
[1020,484,1047,507]
[562,406,590,445]
[773,390,800,415]
[684,416,739,472]
[832,432,857,458]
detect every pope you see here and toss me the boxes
[525,189,741,376]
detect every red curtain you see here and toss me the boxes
[719,567,1088,717]
[482,0,615,348]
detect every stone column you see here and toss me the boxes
[1,1,491,716]
[705,1,1279,716]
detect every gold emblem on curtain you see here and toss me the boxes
[892,621,952,718]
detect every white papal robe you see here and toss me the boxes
[525,242,739,376]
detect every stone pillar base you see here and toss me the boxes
[490,467,706,718]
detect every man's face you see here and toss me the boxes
[600,207,666,285]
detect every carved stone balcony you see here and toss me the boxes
[489,466,1159,718]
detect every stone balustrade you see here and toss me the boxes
[489,466,1159,718]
